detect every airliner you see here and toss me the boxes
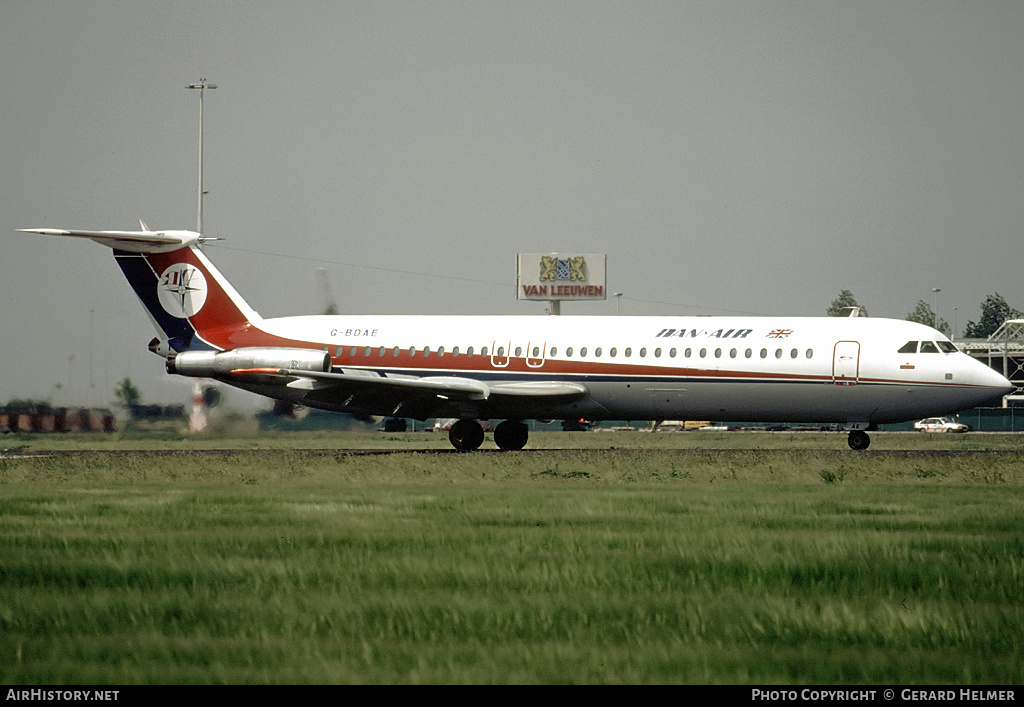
[18,225,1014,451]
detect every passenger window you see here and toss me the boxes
[364,346,371,357]
[423,347,430,357]
[452,347,459,356]
[378,346,385,357]
[437,347,445,357]
[566,347,573,357]
[775,349,783,359]
[920,342,939,353]
[760,349,768,359]
[532,347,540,357]
[653,348,660,357]
[481,346,488,356]
[595,347,602,357]
[580,347,588,357]
[467,346,474,356]
[624,348,631,357]
[392,346,400,357]
[729,348,737,358]
[745,348,752,358]
[408,347,416,357]
[497,346,505,356]
[550,347,557,356]
[350,346,357,356]
[336,347,344,357]
[806,349,813,359]
[700,348,707,358]
[898,341,918,354]
[669,348,676,357]
[514,346,522,357]
[714,348,722,358]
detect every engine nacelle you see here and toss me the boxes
[167,347,332,377]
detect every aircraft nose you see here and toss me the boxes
[998,376,1016,397]
[971,361,1015,401]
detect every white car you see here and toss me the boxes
[914,417,969,433]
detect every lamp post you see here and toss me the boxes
[614,292,623,315]
[186,79,217,234]
[932,288,941,330]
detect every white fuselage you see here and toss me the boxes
[241,313,1010,424]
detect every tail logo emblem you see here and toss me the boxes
[157,263,208,318]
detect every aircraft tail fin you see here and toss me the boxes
[19,226,258,354]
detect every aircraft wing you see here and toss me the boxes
[229,366,587,419]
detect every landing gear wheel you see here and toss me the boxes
[449,419,484,452]
[494,420,529,451]
[847,430,870,451]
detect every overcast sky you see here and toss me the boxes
[3,1,1023,406]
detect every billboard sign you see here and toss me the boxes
[516,253,607,301]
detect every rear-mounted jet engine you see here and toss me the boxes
[167,347,331,377]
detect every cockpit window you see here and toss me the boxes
[898,341,918,354]
[919,341,939,353]
[937,341,958,353]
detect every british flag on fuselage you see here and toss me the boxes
[16,224,1014,451]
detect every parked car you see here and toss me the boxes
[913,417,969,433]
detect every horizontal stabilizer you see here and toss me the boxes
[17,227,208,253]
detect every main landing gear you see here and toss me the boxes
[493,420,529,451]
[448,419,484,452]
[448,419,529,452]
[847,430,871,451]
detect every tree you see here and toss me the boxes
[113,377,142,410]
[962,293,1023,339]
[905,300,951,336]
[826,290,868,317]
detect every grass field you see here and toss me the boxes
[1,430,1022,684]
[8,425,1024,451]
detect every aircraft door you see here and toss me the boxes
[490,340,510,368]
[833,341,861,385]
[526,341,546,368]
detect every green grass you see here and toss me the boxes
[7,426,1024,452]
[1,440,1023,684]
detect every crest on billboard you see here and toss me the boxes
[539,256,586,282]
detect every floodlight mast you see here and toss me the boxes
[186,79,217,234]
